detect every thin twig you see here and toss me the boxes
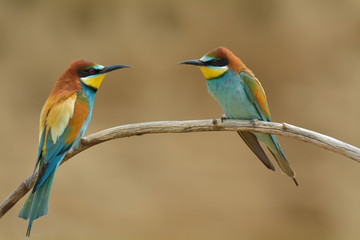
[1,119,359,218]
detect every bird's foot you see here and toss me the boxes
[221,114,229,123]
[250,118,258,127]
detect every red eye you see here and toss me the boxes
[89,68,95,74]
[211,59,218,65]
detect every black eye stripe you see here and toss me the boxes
[78,68,100,77]
[204,59,228,67]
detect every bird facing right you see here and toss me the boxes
[18,59,131,236]
[179,46,298,185]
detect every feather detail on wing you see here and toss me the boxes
[240,72,271,121]
[39,92,78,144]
[34,91,89,190]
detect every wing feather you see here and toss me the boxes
[34,91,89,191]
[240,72,271,121]
[46,94,77,143]
[237,131,275,171]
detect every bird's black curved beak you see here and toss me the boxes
[100,64,132,73]
[178,59,205,66]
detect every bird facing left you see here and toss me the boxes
[18,59,131,237]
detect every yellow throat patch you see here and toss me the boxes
[199,66,228,79]
[81,74,106,90]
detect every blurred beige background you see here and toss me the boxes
[1,0,360,239]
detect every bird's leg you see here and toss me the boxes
[250,118,258,127]
[221,113,229,123]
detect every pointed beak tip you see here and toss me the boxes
[121,65,132,69]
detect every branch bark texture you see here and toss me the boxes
[1,119,359,218]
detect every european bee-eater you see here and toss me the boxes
[179,47,297,185]
[18,59,131,236]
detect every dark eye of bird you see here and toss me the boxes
[211,59,218,65]
[78,68,99,78]
[88,68,95,74]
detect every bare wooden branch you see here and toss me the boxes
[1,119,359,218]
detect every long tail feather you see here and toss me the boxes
[268,149,298,186]
[267,134,298,185]
[266,146,293,177]
[19,169,56,237]
[252,132,298,185]
[237,131,275,171]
